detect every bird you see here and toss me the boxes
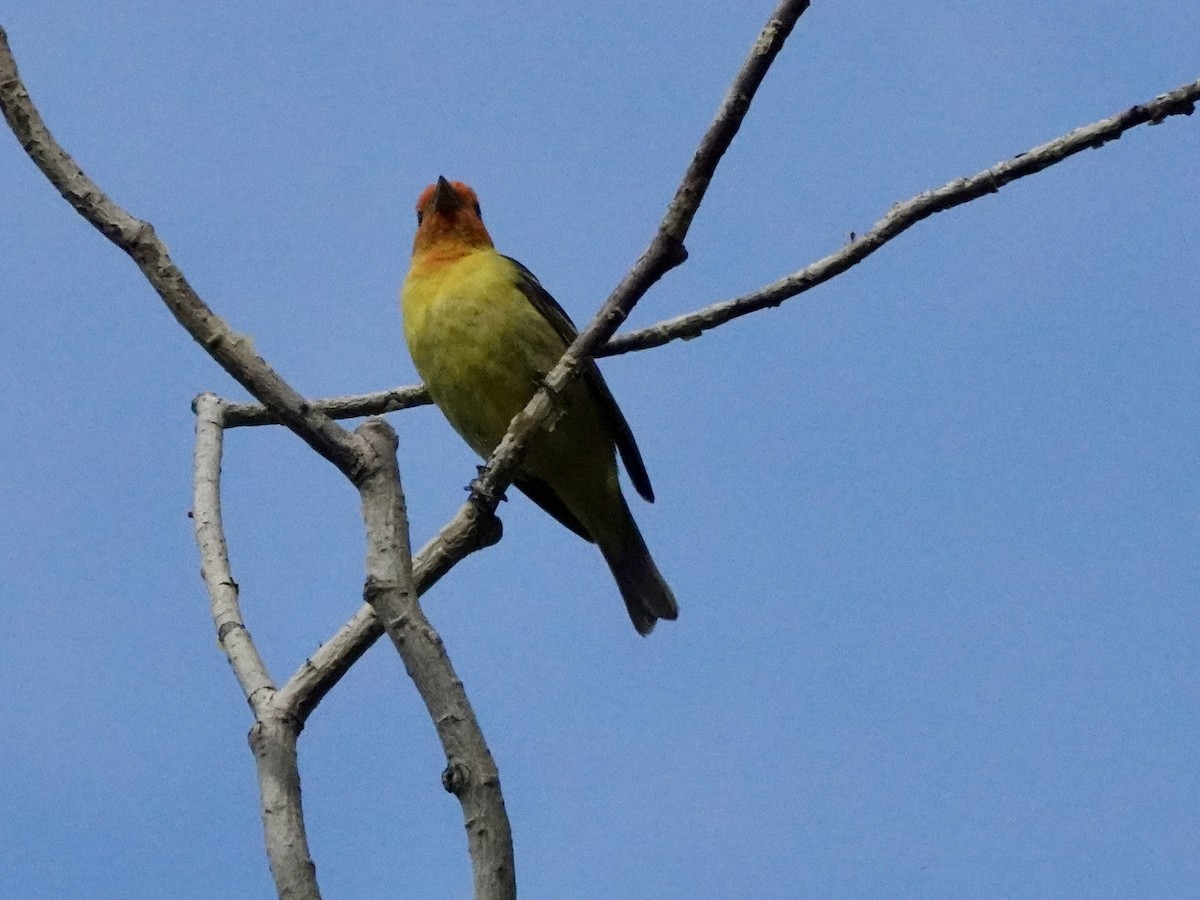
[400,176,678,634]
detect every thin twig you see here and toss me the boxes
[222,384,430,429]
[458,0,812,540]
[0,25,367,483]
[604,77,1200,355]
[355,419,514,900]
[192,392,321,900]
[660,0,810,242]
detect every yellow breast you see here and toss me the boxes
[401,249,572,459]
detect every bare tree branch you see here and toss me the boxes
[223,74,1200,430]
[276,518,502,722]
[449,0,812,555]
[193,392,276,704]
[356,419,514,900]
[221,385,430,429]
[276,605,381,721]
[0,25,368,483]
[661,0,810,241]
[193,394,508,896]
[194,396,510,892]
[605,77,1200,356]
[192,392,321,899]
[250,712,321,900]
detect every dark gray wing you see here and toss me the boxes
[513,473,593,542]
[505,255,655,503]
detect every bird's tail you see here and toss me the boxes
[597,498,679,635]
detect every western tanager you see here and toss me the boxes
[400,177,678,634]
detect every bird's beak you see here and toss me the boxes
[432,175,464,215]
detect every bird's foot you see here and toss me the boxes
[468,471,507,506]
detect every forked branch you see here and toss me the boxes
[607,77,1200,355]
[192,393,320,900]
[2,25,517,894]
[463,0,812,515]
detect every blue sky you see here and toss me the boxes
[2,3,1197,897]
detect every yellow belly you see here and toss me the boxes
[401,249,620,527]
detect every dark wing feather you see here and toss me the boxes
[505,256,655,502]
[513,474,593,542]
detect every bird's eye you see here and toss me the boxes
[416,210,424,225]
[473,201,482,217]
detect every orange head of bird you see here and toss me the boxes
[412,176,493,256]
